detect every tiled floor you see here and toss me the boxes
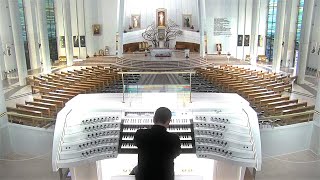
[1,54,319,180]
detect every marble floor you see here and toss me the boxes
[0,54,319,180]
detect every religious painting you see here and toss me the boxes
[244,35,250,46]
[73,36,79,47]
[182,14,192,28]
[156,8,167,27]
[131,14,141,29]
[60,36,65,48]
[80,36,86,47]
[237,35,243,46]
[258,35,263,47]
[93,24,101,35]
[216,43,222,52]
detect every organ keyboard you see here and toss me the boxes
[119,117,195,154]
[52,93,261,172]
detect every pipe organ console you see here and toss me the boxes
[52,93,261,180]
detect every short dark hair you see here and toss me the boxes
[153,107,172,124]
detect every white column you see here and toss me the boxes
[36,0,52,73]
[297,0,315,84]
[310,0,320,155]
[8,0,28,86]
[24,0,41,70]
[0,36,5,80]
[0,0,17,72]
[198,0,206,58]
[117,0,124,57]
[62,0,74,66]
[249,0,261,66]
[0,47,8,126]
[282,0,299,68]
[272,0,286,73]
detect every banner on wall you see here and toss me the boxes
[214,18,232,37]
[244,35,250,46]
[258,35,263,47]
[237,35,243,46]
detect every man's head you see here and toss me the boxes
[153,107,172,128]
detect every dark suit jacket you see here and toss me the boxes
[133,125,181,180]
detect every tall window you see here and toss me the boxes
[46,0,58,62]
[294,0,304,51]
[265,0,278,61]
[18,0,31,69]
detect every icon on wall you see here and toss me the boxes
[131,14,141,29]
[60,36,65,48]
[216,43,222,51]
[182,14,192,28]
[156,8,167,27]
[244,35,250,46]
[73,36,79,47]
[258,35,263,47]
[80,36,86,47]
[237,35,243,46]
[92,24,101,35]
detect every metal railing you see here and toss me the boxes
[118,71,196,103]
[115,56,210,70]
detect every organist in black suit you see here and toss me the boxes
[133,107,181,180]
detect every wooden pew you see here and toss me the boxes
[259,96,290,109]
[25,101,58,114]
[33,98,64,109]
[272,102,308,115]
[264,99,299,113]
[281,106,315,124]
[43,92,75,100]
[7,107,44,126]
[16,103,51,117]
[41,95,69,103]
[251,93,281,103]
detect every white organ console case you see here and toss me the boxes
[52,93,261,180]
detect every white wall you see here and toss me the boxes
[260,122,313,157]
[205,0,267,58]
[0,125,11,158]
[7,123,54,156]
[124,0,199,31]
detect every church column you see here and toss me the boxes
[24,0,41,70]
[62,0,74,66]
[310,0,320,155]
[249,0,261,66]
[36,0,52,73]
[198,0,206,58]
[0,37,8,126]
[117,0,124,57]
[8,0,28,86]
[282,0,299,68]
[0,0,17,73]
[0,37,5,80]
[297,0,315,84]
[272,0,286,73]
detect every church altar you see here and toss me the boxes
[150,48,172,57]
